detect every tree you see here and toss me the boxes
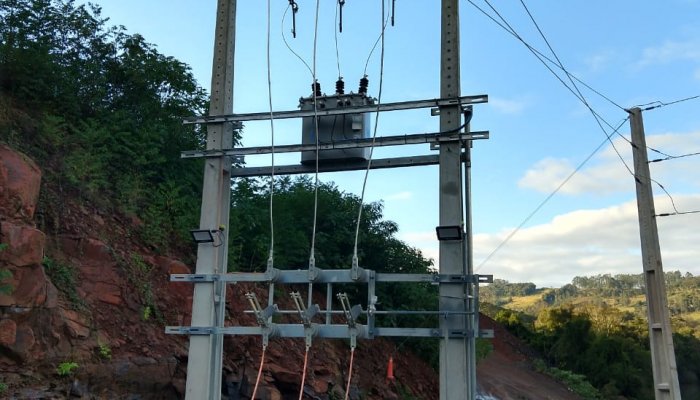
[1,0,209,249]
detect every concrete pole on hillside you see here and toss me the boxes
[185,1,236,399]
[629,107,681,400]
[439,0,473,399]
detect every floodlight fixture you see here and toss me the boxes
[435,225,464,241]
[190,229,216,244]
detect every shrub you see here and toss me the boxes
[56,361,79,376]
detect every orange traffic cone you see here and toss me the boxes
[386,356,395,381]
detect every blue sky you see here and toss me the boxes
[90,0,700,286]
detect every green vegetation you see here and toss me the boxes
[475,338,494,362]
[533,359,601,400]
[229,177,441,366]
[397,384,419,400]
[97,343,111,360]
[0,244,11,295]
[42,256,83,309]
[55,361,78,376]
[486,272,700,399]
[0,268,12,295]
[0,382,7,394]
[116,253,161,323]
[0,0,210,251]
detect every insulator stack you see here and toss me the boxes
[312,81,322,97]
[358,76,369,96]
[335,78,345,95]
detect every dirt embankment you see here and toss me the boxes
[1,144,581,399]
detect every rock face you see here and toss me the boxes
[0,144,577,400]
[0,144,42,222]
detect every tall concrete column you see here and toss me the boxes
[185,1,236,399]
[438,1,471,399]
[629,107,681,400]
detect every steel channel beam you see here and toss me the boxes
[230,155,440,177]
[181,131,489,158]
[170,270,492,284]
[166,325,494,338]
[183,95,489,125]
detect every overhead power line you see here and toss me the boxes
[513,0,636,183]
[636,94,700,111]
[650,151,700,163]
[475,117,630,271]
[472,0,637,185]
[464,0,625,112]
[657,210,700,217]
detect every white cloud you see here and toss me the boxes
[472,195,700,287]
[584,50,614,72]
[489,97,528,115]
[398,231,439,263]
[517,156,632,196]
[637,38,700,66]
[399,195,700,287]
[384,191,413,201]
[518,131,700,196]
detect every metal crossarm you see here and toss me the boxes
[181,131,489,159]
[182,95,489,125]
[170,271,492,284]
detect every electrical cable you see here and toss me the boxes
[282,4,314,78]
[476,117,630,271]
[650,151,700,163]
[251,347,267,400]
[266,0,276,269]
[309,0,321,268]
[650,179,679,214]
[353,0,388,263]
[476,0,632,167]
[517,0,638,184]
[335,0,342,79]
[298,347,309,400]
[464,0,625,112]
[343,347,356,400]
[363,1,391,76]
[658,210,700,217]
[637,94,700,111]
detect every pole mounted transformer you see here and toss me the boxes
[300,78,375,164]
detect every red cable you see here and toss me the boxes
[298,347,310,400]
[251,347,267,400]
[343,347,356,400]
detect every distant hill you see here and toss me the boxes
[480,273,700,399]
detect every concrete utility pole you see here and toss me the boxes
[439,1,473,399]
[185,1,236,399]
[629,107,681,400]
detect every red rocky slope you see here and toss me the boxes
[0,144,582,399]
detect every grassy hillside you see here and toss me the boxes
[481,273,700,399]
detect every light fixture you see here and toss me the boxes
[190,229,216,244]
[435,225,464,241]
